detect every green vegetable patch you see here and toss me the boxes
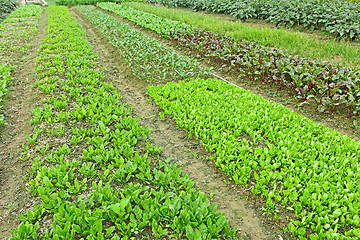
[76,5,210,84]
[10,6,235,240]
[148,78,360,239]
[0,5,42,58]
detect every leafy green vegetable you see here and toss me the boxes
[148,77,360,239]
[77,5,211,84]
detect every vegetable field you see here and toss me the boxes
[0,1,360,240]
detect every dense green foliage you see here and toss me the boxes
[0,0,17,13]
[77,5,210,83]
[99,2,360,118]
[10,6,235,239]
[148,78,360,239]
[147,0,360,40]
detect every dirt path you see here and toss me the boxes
[0,10,47,239]
[71,7,293,240]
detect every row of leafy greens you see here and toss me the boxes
[55,0,116,6]
[10,6,235,239]
[0,6,42,130]
[76,5,211,83]
[148,77,360,239]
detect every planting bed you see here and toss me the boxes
[148,78,360,239]
[1,1,360,240]
[0,5,44,238]
[76,5,210,84]
[0,5,42,128]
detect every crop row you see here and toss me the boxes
[55,0,112,6]
[98,2,360,118]
[148,77,360,239]
[76,5,210,83]
[10,6,235,239]
[0,5,42,58]
[147,0,360,40]
[0,5,42,128]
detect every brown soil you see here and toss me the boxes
[71,7,295,240]
[0,10,47,239]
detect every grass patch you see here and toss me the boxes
[124,2,360,68]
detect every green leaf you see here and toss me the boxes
[186,225,194,239]
[106,226,115,236]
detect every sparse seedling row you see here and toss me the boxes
[76,5,211,84]
[0,63,14,126]
[0,5,42,61]
[0,5,42,129]
[99,2,360,119]
[10,6,235,239]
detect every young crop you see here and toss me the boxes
[0,5,42,129]
[99,2,360,119]
[148,78,360,239]
[10,6,235,239]
[0,63,13,127]
[76,5,210,83]
[0,5,42,56]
